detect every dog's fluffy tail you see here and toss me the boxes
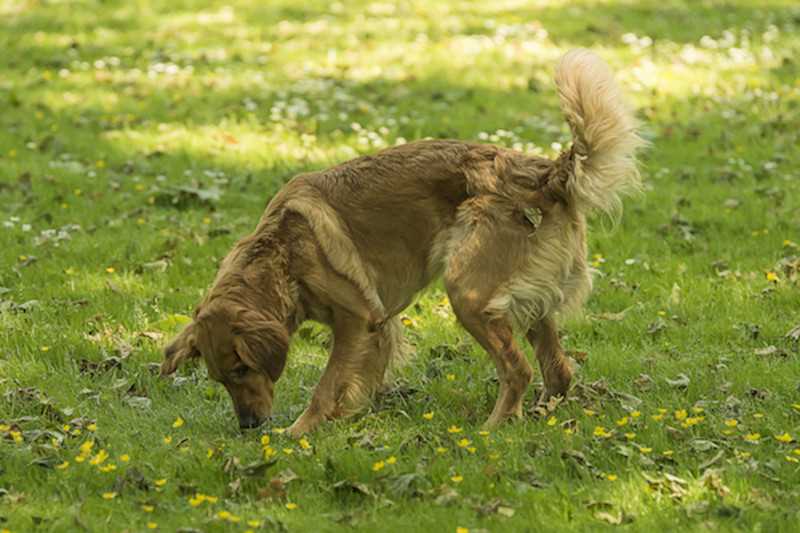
[554,49,645,216]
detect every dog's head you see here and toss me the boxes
[161,299,289,429]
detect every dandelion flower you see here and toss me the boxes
[154,479,167,487]
[775,433,793,443]
[457,439,471,448]
[163,436,172,445]
[447,426,462,434]
[119,454,130,462]
[744,433,761,442]
[435,447,447,454]
[102,492,117,500]
[56,461,70,470]
[766,272,779,282]
[147,522,157,529]
[451,475,463,483]
[172,417,184,429]
[674,409,688,421]
[606,474,618,481]
[285,502,298,510]
[422,412,434,420]
[630,410,641,418]
[87,423,97,432]
[724,419,738,428]
[142,505,154,513]
[386,456,397,465]
[616,416,629,427]
[372,461,385,472]
[299,438,311,450]
[547,416,557,426]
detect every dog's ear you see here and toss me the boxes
[232,310,289,382]
[161,322,200,376]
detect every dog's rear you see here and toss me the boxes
[554,49,645,216]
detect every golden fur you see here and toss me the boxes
[162,49,644,436]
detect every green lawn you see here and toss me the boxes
[1,0,799,531]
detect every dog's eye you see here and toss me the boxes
[230,365,249,379]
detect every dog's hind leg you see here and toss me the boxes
[443,215,534,429]
[525,315,573,404]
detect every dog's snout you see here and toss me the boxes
[238,413,264,430]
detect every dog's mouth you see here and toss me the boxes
[238,413,267,430]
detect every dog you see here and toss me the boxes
[161,49,644,437]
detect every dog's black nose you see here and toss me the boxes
[238,414,263,430]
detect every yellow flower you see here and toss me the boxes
[147,522,157,529]
[422,412,434,420]
[466,447,476,454]
[630,410,641,419]
[792,404,800,412]
[775,433,793,443]
[207,448,214,459]
[583,409,596,417]
[674,409,687,421]
[282,448,293,455]
[285,502,298,510]
[651,414,664,422]
[450,475,463,483]
[260,435,270,446]
[447,426,462,434]
[105,267,115,273]
[263,446,277,459]
[639,447,653,454]
[40,346,50,352]
[625,432,636,441]
[189,495,204,507]
[98,463,117,473]
[247,521,262,528]
[386,456,397,465]
[10,431,23,443]
[154,478,167,487]
[163,436,172,444]
[101,492,117,500]
[435,447,447,454]
[172,417,184,429]
[457,438,471,448]
[56,461,70,470]
[753,413,764,419]
[456,528,469,533]
[299,438,311,450]
[547,416,557,426]
[662,450,674,457]
[217,511,240,522]
[724,419,738,428]
[79,440,95,455]
[786,456,799,464]
[89,449,109,465]
[606,474,618,481]
[744,433,761,442]
[372,460,385,472]
[691,406,704,414]
[0,424,9,432]
[681,416,704,428]
[87,423,97,432]
[593,426,612,438]
[119,454,130,462]
[478,430,490,437]
[446,374,456,381]
[142,505,154,513]
[616,416,629,427]
[766,271,779,282]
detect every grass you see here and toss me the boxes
[1,0,799,531]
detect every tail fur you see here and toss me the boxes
[554,49,645,216]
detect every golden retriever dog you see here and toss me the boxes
[162,49,644,436]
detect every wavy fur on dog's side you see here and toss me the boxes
[163,49,645,436]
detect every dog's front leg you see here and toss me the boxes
[287,313,383,438]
